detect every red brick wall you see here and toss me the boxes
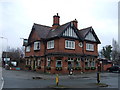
[46,38,83,54]
[103,64,112,71]
[25,31,45,57]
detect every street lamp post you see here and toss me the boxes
[0,37,8,65]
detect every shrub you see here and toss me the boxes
[75,67,81,70]
[56,67,62,71]
[46,66,51,70]
[85,67,90,70]
[91,67,96,70]
[68,67,74,70]
[25,65,31,70]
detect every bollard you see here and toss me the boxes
[97,72,100,83]
[56,74,59,86]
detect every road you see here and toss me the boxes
[2,68,120,89]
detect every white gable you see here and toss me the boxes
[63,27,78,38]
[85,32,96,41]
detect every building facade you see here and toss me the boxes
[24,14,101,74]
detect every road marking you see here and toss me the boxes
[0,77,4,90]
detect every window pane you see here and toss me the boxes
[56,60,62,67]
[65,40,75,49]
[47,40,54,49]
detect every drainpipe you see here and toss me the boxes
[82,41,85,73]
[43,39,47,73]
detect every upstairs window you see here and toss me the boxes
[65,40,75,49]
[34,41,40,50]
[86,43,94,51]
[47,40,54,49]
[26,46,30,52]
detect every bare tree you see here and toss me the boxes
[7,47,24,60]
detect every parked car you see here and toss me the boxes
[107,65,120,73]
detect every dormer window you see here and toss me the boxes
[34,41,40,50]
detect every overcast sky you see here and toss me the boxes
[0,0,119,57]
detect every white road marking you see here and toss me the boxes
[0,77,4,90]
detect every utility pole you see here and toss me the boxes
[0,37,8,64]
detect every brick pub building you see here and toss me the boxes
[24,13,101,74]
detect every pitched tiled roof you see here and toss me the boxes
[30,22,100,44]
[78,26,101,44]
[33,23,51,39]
[46,22,70,39]
[78,26,92,39]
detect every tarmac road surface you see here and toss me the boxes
[2,68,120,89]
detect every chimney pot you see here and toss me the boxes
[52,13,60,29]
[72,19,78,28]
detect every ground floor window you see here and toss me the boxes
[68,58,74,68]
[28,59,31,65]
[56,60,62,67]
[26,60,29,65]
[35,60,37,68]
[47,58,51,67]
[90,58,95,67]
[76,58,81,67]
[37,59,41,66]
[85,58,90,67]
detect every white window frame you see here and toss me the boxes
[86,43,94,51]
[47,58,51,67]
[47,40,54,49]
[85,58,90,67]
[76,58,81,67]
[26,46,30,52]
[65,40,75,49]
[56,60,62,67]
[37,59,41,66]
[91,59,95,67]
[68,58,74,68]
[34,41,40,50]
[26,60,28,65]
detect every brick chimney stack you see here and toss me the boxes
[52,13,60,29]
[72,19,78,28]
